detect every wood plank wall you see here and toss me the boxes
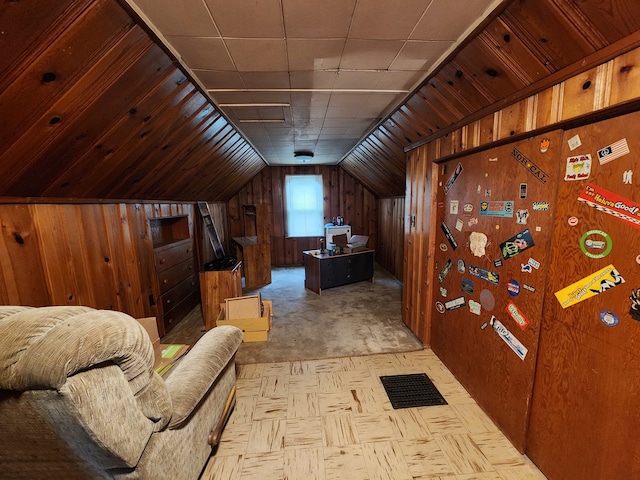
[227,166,384,270]
[402,44,640,479]
[430,132,564,452]
[526,111,640,480]
[376,197,405,279]
[0,202,195,322]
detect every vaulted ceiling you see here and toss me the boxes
[1,0,640,201]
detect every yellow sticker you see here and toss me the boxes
[554,264,625,309]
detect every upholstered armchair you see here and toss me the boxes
[0,306,243,479]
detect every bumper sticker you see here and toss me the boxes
[490,316,528,360]
[469,265,499,285]
[438,259,453,283]
[480,200,514,217]
[506,301,529,330]
[445,296,466,311]
[555,264,625,308]
[577,184,640,229]
[444,162,463,194]
[441,222,458,250]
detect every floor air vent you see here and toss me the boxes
[380,373,447,409]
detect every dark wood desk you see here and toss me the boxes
[302,249,374,294]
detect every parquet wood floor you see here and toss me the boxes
[201,349,546,480]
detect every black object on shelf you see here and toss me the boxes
[204,256,237,271]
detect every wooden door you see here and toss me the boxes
[430,132,563,451]
[527,111,640,479]
[403,148,437,344]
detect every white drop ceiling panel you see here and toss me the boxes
[128,0,502,166]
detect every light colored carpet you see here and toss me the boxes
[163,264,423,364]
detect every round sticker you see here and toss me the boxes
[480,289,495,311]
[440,243,448,251]
[579,230,612,259]
[507,279,520,297]
[568,216,579,227]
[435,302,445,314]
[637,254,640,265]
[600,310,619,327]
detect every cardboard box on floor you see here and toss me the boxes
[217,297,273,342]
[225,293,261,320]
[334,233,369,253]
[137,317,190,376]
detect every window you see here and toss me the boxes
[285,174,324,237]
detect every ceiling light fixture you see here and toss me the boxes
[294,151,314,163]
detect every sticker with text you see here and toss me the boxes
[505,301,529,330]
[445,297,466,311]
[441,222,458,250]
[511,147,550,184]
[554,264,625,309]
[564,154,592,181]
[468,265,500,285]
[577,184,640,229]
[480,200,514,217]
[490,316,528,360]
[444,162,463,194]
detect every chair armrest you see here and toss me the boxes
[163,325,242,428]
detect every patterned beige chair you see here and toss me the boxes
[0,306,242,479]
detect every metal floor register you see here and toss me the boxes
[380,373,448,409]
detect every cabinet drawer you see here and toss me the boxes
[158,258,195,294]
[162,291,199,334]
[155,240,193,272]
[159,273,198,313]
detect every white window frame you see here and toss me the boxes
[284,174,324,238]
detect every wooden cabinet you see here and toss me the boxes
[303,249,374,294]
[151,215,199,335]
[232,204,271,288]
[199,261,243,330]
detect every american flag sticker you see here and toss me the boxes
[597,138,630,165]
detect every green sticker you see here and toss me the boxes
[579,230,612,259]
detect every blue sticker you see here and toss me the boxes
[600,310,618,327]
[480,200,515,217]
[507,279,520,296]
[461,278,475,295]
[469,265,500,285]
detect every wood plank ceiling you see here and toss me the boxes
[1,0,640,201]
